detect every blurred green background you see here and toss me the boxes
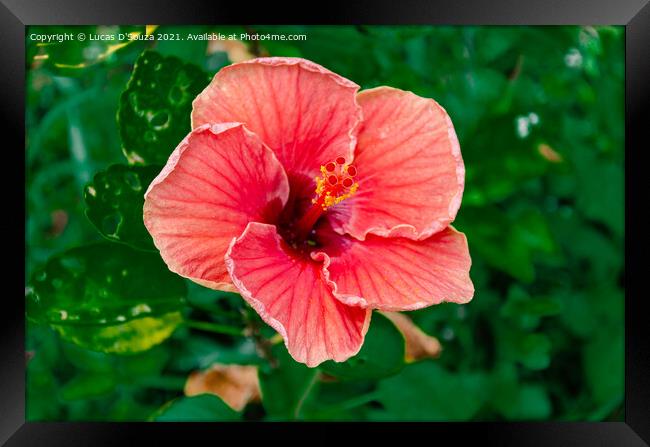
[25,25,624,421]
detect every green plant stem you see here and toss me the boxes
[241,306,277,367]
[293,371,319,420]
[336,390,382,411]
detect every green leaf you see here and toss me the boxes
[519,335,552,370]
[457,207,555,282]
[116,345,170,378]
[169,335,260,371]
[84,164,160,250]
[475,27,518,62]
[108,396,159,421]
[185,281,246,318]
[61,341,115,373]
[514,386,553,420]
[320,312,405,380]
[488,364,551,420]
[549,212,622,284]
[562,287,623,340]
[62,341,170,379]
[60,372,116,401]
[460,113,548,206]
[27,324,64,420]
[117,50,211,165]
[583,328,623,405]
[54,311,183,355]
[258,344,318,420]
[301,380,377,421]
[501,285,562,330]
[505,331,552,370]
[371,362,488,421]
[152,395,240,421]
[502,291,562,319]
[27,242,186,354]
[573,147,624,237]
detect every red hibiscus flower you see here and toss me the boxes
[143,57,474,367]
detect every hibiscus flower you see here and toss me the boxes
[143,57,474,367]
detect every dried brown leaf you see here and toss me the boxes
[381,311,442,362]
[184,363,261,411]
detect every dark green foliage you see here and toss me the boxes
[370,361,488,421]
[152,395,241,421]
[25,25,624,422]
[84,164,161,250]
[117,50,211,165]
[320,312,405,380]
[258,344,319,420]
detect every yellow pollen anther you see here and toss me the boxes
[313,160,358,210]
[293,158,359,241]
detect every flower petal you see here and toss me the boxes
[225,222,371,367]
[329,86,465,241]
[192,57,362,198]
[314,225,474,311]
[144,123,289,292]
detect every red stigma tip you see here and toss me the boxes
[328,175,339,185]
[346,165,357,177]
[335,156,346,165]
[325,162,336,172]
[342,177,354,188]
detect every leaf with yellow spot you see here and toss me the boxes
[26,242,187,354]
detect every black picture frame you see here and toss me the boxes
[5,0,649,444]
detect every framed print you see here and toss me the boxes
[3,0,649,444]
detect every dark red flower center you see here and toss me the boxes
[280,157,358,250]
